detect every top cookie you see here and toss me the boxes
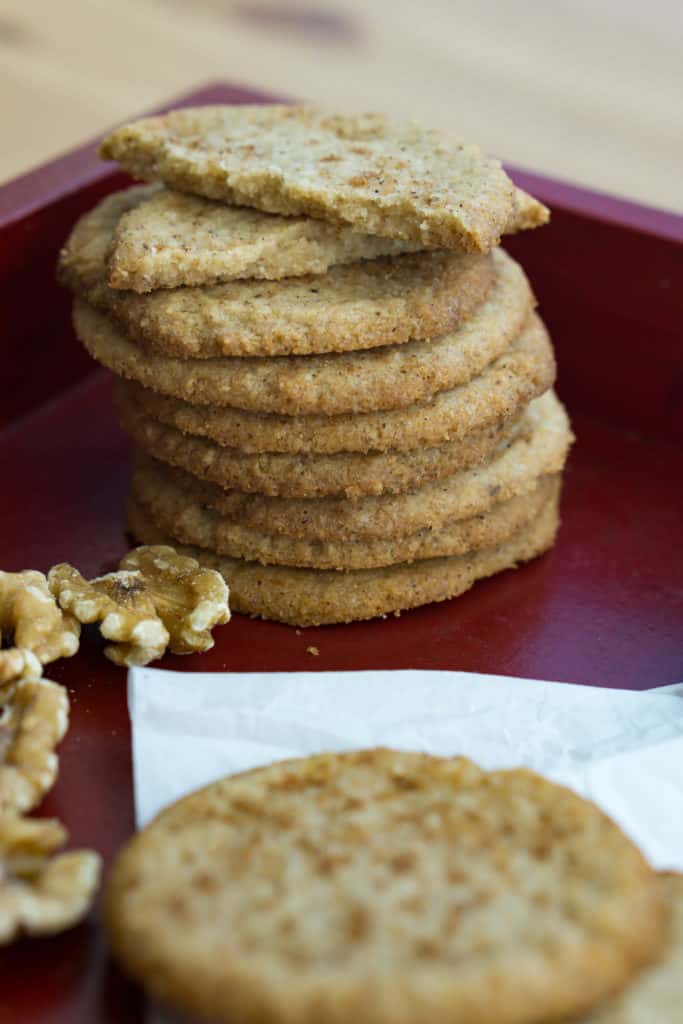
[108,185,423,291]
[104,749,663,1024]
[100,105,549,252]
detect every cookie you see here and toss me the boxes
[130,391,571,541]
[120,411,522,500]
[120,405,522,501]
[577,874,682,1023]
[59,195,494,358]
[104,749,662,1024]
[114,312,554,473]
[75,246,531,416]
[127,484,561,624]
[108,186,424,291]
[130,452,556,569]
[99,105,549,251]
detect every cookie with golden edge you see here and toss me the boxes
[74,246,532,417]
[132,391,571,542]
[130,453,556,570]
[121,413,519,500]
[114,312,554,476]
[108,186,424,291]
[127,484,561,625]
[574,873,683,1023]
[99,105,549,251]
[104,747,662,1024]
[59,191,494,358]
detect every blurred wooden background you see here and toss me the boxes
[1,0,681,209]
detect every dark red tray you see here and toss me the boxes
[0,83,681,1023]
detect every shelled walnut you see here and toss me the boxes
[120,546,230,654]
[0,812,100,944]
[49,546,230,667]
[0,678,69,813]
[0,571,80,685]
[48,563,168,667]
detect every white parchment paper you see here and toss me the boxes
[129,668,683,869]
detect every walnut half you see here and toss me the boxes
[49,546,230,667]
[0,813,100,944]
[48,563,169,667]
[120,546,230,655]
[0,571,80,686]
[0,678,69,813]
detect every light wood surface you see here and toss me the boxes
[1,0,681,210]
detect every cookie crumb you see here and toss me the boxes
[306,646,320,657]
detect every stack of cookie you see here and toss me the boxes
[58,106,572,626]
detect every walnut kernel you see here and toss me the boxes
[0,571,80,685]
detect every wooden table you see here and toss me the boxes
[1,0,682,209]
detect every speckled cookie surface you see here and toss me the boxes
[104,748,661,1024]
[59,191,494,358]
[120,404,524,500]
[130,391,571,541]
[114,312,554,469]
[127,486,561,624]
[576,874,683,1023]
[74,246,531,416]
[108,185,423,291]
[99,105,549,251]
[130,452,556,570]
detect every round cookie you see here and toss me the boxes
[108,185,424,291]
[74,247,531,416]
[131,391,572,541]
[115,312,555,475]
[130,456,556,569]
[120,409,521,500]
[104,748,663,1024]
[59,195,495,357]
[127,483,561,624]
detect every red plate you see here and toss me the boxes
[0,83,681,1023]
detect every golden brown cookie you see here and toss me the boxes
[114,313,554,479]
[104,749,662,1024]
[130,452,556,569]
[100,105,549,251]
[120,410,521,501]
[59,192,494,358]
[108,185,423,291]
[127,482,561,624]
[75,246,531,416]
[130,390,572,541]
